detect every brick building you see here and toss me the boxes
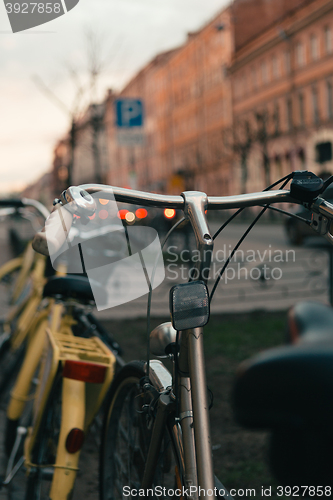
[104,0,333,196]
[230,0,333,193]
[105,6,234,195]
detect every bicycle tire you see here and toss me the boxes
[0,341,25,407]
[99,361,184,500]
[0,258,30,404]
[24,376,62,500]
[0,257,24,310]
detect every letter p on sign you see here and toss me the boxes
[116,99,144,128]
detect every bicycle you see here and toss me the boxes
[0,199,51,402]
[1,199,125,500]
[33,171,333,499]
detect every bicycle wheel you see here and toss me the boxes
[25,377,62,500]
[100,361,184,500]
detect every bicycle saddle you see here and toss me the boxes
[43,275,97,304]
[233,301,333,429]
[288,301,333,343]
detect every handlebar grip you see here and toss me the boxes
[32,204,73,257]
[0,199,24,208]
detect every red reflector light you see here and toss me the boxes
[65,428,85,453]
[164,208,176,219]
[63,360,107,384]
[136,208,148,219]
[118,209,129,220]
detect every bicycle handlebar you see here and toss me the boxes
[32,178,333,258]
[0,197,50,220]
[21,198,50,220]
[80,184,295,209]
[0,199,24,208]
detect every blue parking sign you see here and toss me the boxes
[115,99,144,128]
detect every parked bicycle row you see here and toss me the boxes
[0,171,332,499]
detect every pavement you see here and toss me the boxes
[92,220,332,321]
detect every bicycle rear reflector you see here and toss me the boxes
[169,281,210,331]
[65,428,85,454]
[62,360,107,384]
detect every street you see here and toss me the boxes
[90,218,332,321]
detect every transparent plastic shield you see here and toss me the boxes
[45,189,165,310]
[87,226,164,310]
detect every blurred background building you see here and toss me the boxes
[24,0,333,202]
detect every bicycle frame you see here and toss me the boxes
[69,186,296,500]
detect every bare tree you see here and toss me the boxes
[255,110,271,187]
[33,28,116,186]
[224,107,281,193]
[223,119,255,193]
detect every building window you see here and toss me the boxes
[284,50,291,74]
[327,80,333,120]
[315,141,332,163]
[324,26,332,54]
[298,92,305,126]
[310,34,319,61]
[286,98,293,130]
[312,87,319,124]
[261,61,268,84]
[272,55,279,79]
[296,41,305,67]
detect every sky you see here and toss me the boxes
[0,0,229,194]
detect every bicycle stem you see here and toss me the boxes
[182,192,214,284]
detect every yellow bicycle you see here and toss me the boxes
[2,198,123,500]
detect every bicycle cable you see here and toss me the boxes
[209,174,294,303]
[145,172,298,375]
[261,204,311,224]
[145,216,186,382]
[212,173,295,241]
